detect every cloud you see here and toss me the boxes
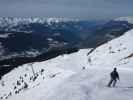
[1,0,132,5]
[0,0,133,19]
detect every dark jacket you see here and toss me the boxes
[110,71,119,80]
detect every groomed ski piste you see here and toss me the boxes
[1,29,133,100]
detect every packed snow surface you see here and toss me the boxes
[1,29,133,100]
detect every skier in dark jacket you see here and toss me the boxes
[108,68,119,87]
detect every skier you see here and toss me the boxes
[108,67,119,87]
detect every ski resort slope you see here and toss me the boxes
[44,68,133,100]
[44,29,133,100]
[1,29,133,100]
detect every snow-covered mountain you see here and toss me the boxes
[0,17,78,31]
[87,29,133,67]
[0,29,133,100]
[0,49,89,100]
[114,16,133,24]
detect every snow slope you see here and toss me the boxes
[0,49,89,100]
[1,29,133,100]
[44,29,133,100]
[45,68,133,100]
[88,29,133,68]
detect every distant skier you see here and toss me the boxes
[108,68,119,87]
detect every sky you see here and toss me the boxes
[0,0,133,20]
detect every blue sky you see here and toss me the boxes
[0,0,133,20]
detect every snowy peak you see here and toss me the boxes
[0,17,78,26]
[114,16,133,24]
[0,17,79,31]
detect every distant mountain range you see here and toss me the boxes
[0,17,104,60]
[83,17,133,47]
[0,16,133,62]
